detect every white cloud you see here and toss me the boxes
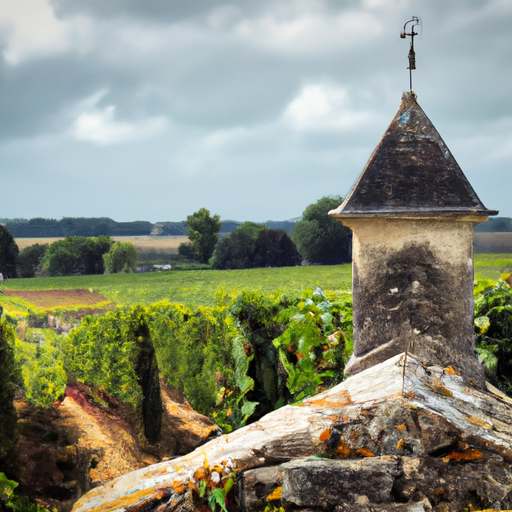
[71,91,167,145]
[283,84,371,131]
[0,0,90,64]
[234,7,383,55]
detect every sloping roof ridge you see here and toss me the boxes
[330,92,497,217]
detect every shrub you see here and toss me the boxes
[103,241,137,273]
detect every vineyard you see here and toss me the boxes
[0,264,352,309]
[0,254,511,436]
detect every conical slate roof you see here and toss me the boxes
[330,92,498,217]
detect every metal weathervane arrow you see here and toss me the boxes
[400,16,421,91]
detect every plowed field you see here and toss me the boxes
[2,289,111,308]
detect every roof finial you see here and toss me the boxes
[400,16,421,91]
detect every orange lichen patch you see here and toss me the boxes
[194,467,206,480]
[404,390,416,399]
[360,410,370,416]
[305,390,352,408]
[335,440,351,459]
[319,429,331,442]
[188,481,200,494]
[143,465,170,479]
[444,366,461,376]
[467,416,493,429]
[356,448,374,457]
[396,439,407,450]
[81,487,155,512]
[442,449,483,463]
[172,480,186,494]
[396,423,407,432]
[435,488,446,496]
[432,379,453,397]
[266,486,283,501]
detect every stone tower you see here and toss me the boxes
[329,91,498,387]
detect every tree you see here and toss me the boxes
[0,225,19,278]
[18,243,49,278]
[185,208,222,264]
[103,241,138,273]
[292,196,351,264]
[211,223,266,270]
[211,223,300,270]
[40,236,113,276]
[253,229,301,268]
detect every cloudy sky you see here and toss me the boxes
[0,0,510,223]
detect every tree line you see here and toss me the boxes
[0,229,137,278]
[0,196,351,278]
[1,217,154,237]
[0,217,300,238]
[179,196,352,269]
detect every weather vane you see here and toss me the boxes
[400,16,421,91]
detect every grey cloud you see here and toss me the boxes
[0,0,510,222]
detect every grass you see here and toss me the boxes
[0,265,352,308]
[1,254,511,312]
[473,253,512,280]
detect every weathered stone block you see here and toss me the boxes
[281,458,400,508]
[239,465,283,511]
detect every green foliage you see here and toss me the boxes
[212,223,300,270]
[211,222,266,270]
[186,208,222,264]
[229,290,298,419]
[0,264,353,308]
[253,229,301,268]
[177,241,195,260]
[0,320,20,451]
[62,306,144,409]
[273,289,352,401]
[40,236,113,276]
[474,277,512,394]
[15,332,67,408]
[103,241,138,274]
[0,472,55,511]
[292,196,351,264]
[18,244,48,278]
[0,225,19,279]
[63,305,163,442]
[4,217,152,237]
[147,300,241,430]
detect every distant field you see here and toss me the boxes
[2,289,111,309]
[0,265,352,309]
[474,232,512,254]
[15,237,63,250]
[15,236,189,256]
[1,254,511,313]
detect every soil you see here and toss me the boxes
[2,289,111,309]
